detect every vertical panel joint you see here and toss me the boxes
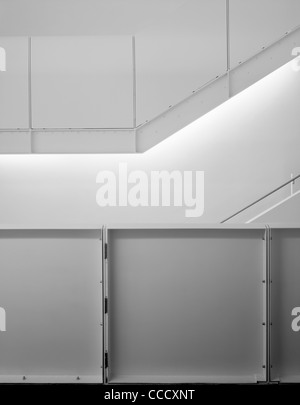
[104,297,108,314]
[105,351,109,369]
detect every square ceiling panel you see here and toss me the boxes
[31,36,134,129]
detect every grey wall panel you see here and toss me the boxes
[0,230,102,383]
[32,130,136,153]
[229,29,300,97]
[135,0,227,125]
[0,131,31,153]
[108,228,265,383]
[31,36,133,129]
[270,229,300,382]
[230,0,300,68]
[0,0,186,36]
[0,37,29,128]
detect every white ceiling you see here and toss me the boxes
[0,0,188,36]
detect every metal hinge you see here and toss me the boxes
[104,297,108,314]
[104,243,108,259]
[105,351,108,369]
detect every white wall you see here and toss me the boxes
[252,193,300,224]
[0,60,299,226]
[0,0,186,36]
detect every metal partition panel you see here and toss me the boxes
[107,227,266,383]
[0,230,103,383]
[270,228,300,382]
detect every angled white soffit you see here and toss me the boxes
[0,0,300,154]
